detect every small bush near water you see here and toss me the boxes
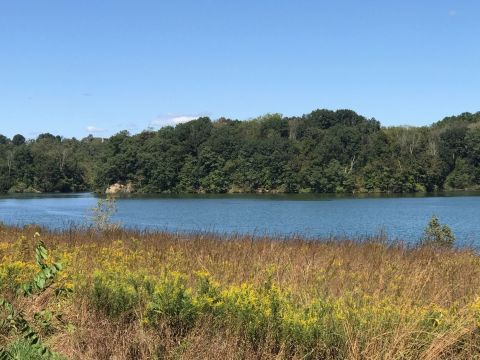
[1,225,480,359]
[421,215,456,248]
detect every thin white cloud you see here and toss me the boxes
[150,114,202,128]
[448,10,456,16]
[171,115,199,124]
[86,125,106,133]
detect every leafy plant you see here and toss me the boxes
[91,196,120,231]
[420,215,456,248]
[0,235,64,359]
[146,272,197,336]
[91,271,153,318]
[2,339,65,360]
[19,240,63,297]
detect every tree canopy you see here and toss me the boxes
[1,109,480,194]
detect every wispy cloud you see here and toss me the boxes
[150,113,205,128]
[448,10,457,17]
[86,125,106,134]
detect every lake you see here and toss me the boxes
[0,192,479,245]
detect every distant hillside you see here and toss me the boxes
[433,111,480,128]
[1,108,480,194]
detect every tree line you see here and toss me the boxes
[1,109,479,194]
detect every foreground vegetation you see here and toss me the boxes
[1,226,480,359]
[1,109,480,194]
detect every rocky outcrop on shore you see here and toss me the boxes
[105,182,133,194]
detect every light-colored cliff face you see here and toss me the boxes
[105,182,133,194]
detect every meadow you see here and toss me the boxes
[1,225,480,359]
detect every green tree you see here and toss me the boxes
[12,134,26,146]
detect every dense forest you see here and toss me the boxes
[1,109,480,194]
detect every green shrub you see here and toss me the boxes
[5,339,66,360]
[192,271,221,314]
[146,272,197,335]
[90,271,154,318]
[421,215,456,248]
[0,238,65,359]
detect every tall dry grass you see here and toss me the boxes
[1,225,480,359]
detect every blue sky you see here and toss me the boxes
[0,0,479,138]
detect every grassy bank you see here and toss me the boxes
[1,226,480,359]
